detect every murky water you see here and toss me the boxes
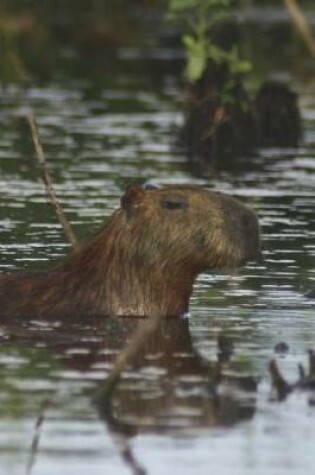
[1,9,315,475]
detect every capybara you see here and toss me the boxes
[0,185,260,319]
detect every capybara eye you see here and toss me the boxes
[144,183,159,190]
[160,198,189,210]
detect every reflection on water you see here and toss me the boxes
[1,316,258,475]
[1,14,315,475]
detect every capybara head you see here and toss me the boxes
[119,185,260,271]
[0,185,261,319]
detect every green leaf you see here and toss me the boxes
[207,43,226,63]
[227,47,252,75]
[183,34,208,82]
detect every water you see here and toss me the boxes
[0,13,315,475]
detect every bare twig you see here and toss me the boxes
[284,0,315,57]
[26,398,52,475]
[26,115,78,249]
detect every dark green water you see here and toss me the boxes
[0,7,315,475]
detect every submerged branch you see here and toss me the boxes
[26,115,78,249]
[284,0,315,57]
[269,359,292,401]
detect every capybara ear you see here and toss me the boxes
[121,185,146,210]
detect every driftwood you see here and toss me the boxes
[270,350,315,402]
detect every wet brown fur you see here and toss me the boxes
[0,185,260,319]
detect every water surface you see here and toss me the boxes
[0,11,315,475]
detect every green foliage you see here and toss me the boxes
[183,34,208,82]
[168,0,252,84]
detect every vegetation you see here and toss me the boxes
[164,0,304,173]
[0,0,309,169]
[168,0,251,84]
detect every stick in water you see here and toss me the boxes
[26,115,78,249]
